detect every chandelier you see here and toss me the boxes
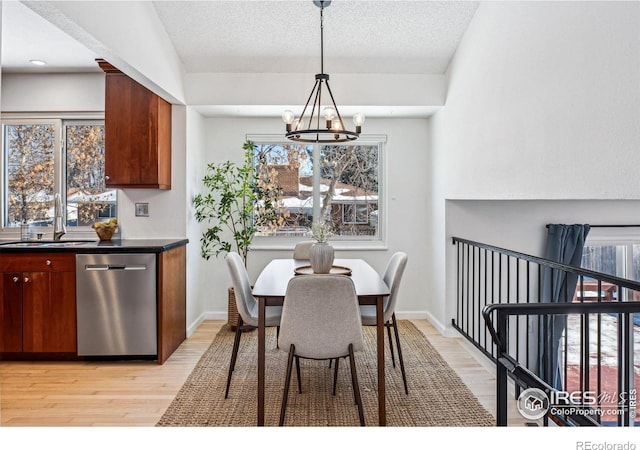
[282,0,365,143]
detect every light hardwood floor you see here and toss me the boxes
[0,319,527,427]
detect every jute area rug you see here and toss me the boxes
[157,320,495,427]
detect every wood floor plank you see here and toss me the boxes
[0,319,525,427]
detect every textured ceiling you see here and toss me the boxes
[1,0,478,76]
[153,0,479,74]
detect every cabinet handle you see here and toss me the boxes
[13,276,19,283]
[46,260,52,266]
[105,175,111,181]
[24,277,29,283]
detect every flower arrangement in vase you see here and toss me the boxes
[308,222,335,274]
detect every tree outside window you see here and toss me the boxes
[2,119,116,230]
[65,123,116,226]
[4,123,55,226]
[252,140,381,239]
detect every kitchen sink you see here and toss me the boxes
[0,240,96,248]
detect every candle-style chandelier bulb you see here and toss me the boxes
[353,113,366,133]
[323,107,336,128]
[282,110,295,132]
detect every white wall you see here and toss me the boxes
[437,1,640,200]
[185,73,445,114]
[2,73,104,112]
[191,116,431,324]
[430,1,640,334]
[185,107,207,333]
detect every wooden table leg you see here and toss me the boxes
[376,295,386,426]
[258,297,266,426]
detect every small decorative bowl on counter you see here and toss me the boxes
[92,219,118,241]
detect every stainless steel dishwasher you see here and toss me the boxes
[76,253,157,357]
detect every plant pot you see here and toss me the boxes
[309,242,334,274]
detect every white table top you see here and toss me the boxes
[252,258,390,298]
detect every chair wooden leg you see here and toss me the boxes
[332,357,340,396]
[279,344,296,426]
[295,356,302,394]
[225,316,244,399]
[385,321,396,368]
[348,343,365,426]
[391,313,409,395]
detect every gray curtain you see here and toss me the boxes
[539,224,590,390]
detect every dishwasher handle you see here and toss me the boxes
[84,264,148,271]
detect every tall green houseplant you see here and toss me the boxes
[193,140,279,266]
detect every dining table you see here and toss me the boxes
[252,258,391,426]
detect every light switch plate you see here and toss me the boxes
[135,203,149,217]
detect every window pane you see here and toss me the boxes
[581,245,620,277]
[65,123,115,226]
[252,141,382,239]
[320,144,379,237]
[4,123,55,227]
[253,143,312,236]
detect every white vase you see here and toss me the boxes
[309,242,334,274]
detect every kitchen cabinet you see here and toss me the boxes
[97,59,172,190]
[157,245,187,364]
[0,254,76,353]
[0,239,187,363]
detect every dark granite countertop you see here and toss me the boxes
[0,238,188,254]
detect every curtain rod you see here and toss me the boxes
[546,224,640,228]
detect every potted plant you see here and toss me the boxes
[308,221,335,274]
[193,140,280,328]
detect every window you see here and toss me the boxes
[569,238,640,423]
[343,203,370,225]
[251,136,384,240]
[580,242,640,300]
[2,117,116,232]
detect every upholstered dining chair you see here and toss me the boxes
[360,251,409,394]
[292,240,315,260]
[277,275,365,426]
[224,252,282,399]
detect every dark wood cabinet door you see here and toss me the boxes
[22,271,76,353]
[0,272,23,352]
[101,59,172,190]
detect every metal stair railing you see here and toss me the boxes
[452,236,640,426]
[483,301,640,426]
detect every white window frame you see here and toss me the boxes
[342,203,369,225]
[1,112,113,240]
[247,134,387,251]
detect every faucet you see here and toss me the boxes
[53,193,66,241]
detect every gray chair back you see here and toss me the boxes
[382,252,408,323]
[225,252,258,326]
[293,240,315,260]
[278,275,364,359]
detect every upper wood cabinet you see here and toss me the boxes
[98,59,172,190]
